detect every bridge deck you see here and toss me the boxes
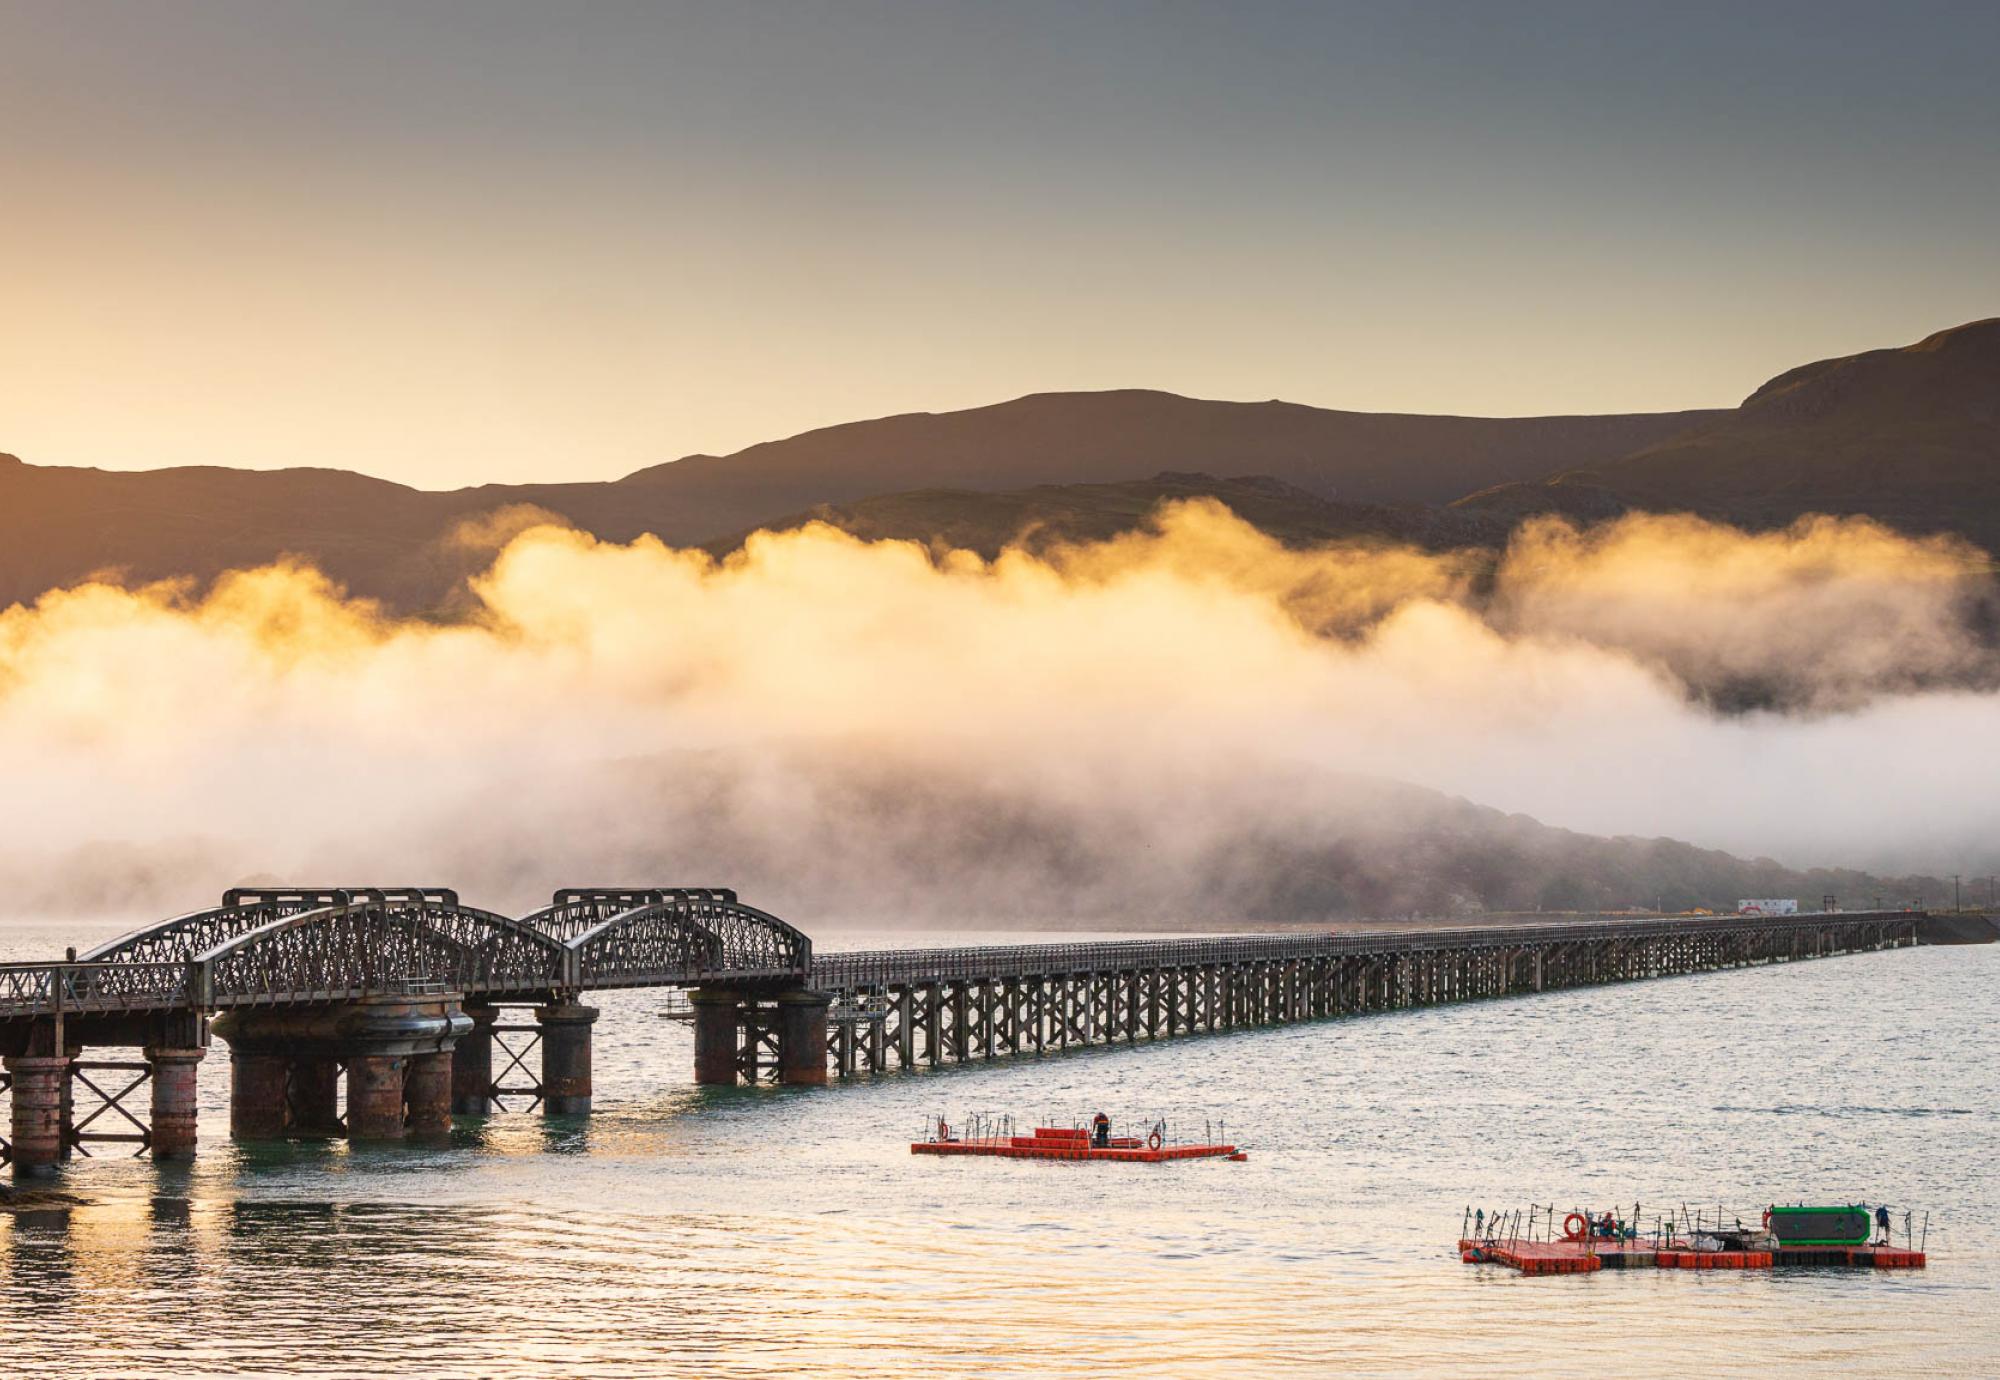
[803,911,1933,1080]
[806,911,1918,990]
[0,909,1935,1022]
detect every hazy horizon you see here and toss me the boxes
[2,378,1728,490]
[5,2,1997,488]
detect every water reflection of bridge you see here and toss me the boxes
[0,892,1957,1176]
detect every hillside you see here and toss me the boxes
[713,472,1511,559]
[6,317,1998,613]
[617,389,1715,527]
[1461,318,2000,547]
[0,393,1707,611]
[523,750,1950,923]
[3,750,1937,924]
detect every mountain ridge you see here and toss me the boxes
[0,391,1716,611]
[5,316,1997,610]
[708,470,1513,559]
[1461,317,2000,546]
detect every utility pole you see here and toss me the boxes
[1952,873,1962,912]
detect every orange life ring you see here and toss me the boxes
[937,1118,950,1142]
[1562,1212,1589,1241]
[1761,1207,1772,1229]
[1147,1127,1164,1151]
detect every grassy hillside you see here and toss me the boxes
[618,388,1714,527]
[0,390,1707,612]
[1461,318,2000,551]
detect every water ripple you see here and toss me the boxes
[2,940,1994,1375]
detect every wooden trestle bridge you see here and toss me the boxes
[0,889,1962,1177]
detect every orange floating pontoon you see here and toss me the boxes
[912,1122,1240,1163]
[1457,1201,1928,1276]
[1458,1236,1924,1273]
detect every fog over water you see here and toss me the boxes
[1,504,1995,926]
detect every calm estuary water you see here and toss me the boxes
[1,926,1993,1377]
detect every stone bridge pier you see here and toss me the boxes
[212,990,472,1142]
[691,986,830,1086]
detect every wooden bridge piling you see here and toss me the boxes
[805,912,1946,1082]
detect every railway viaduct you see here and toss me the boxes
[0,888,1972,1177]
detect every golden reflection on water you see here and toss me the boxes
[1,943,1994,1377]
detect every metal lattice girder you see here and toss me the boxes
[523,887,811,988]
[517,888,735,943]
[0,960,193,1015]
[190,893,568,1008]
[81,890,376,965]
[1,885,813,1019]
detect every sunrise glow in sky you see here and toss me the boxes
[4,2,1997,488]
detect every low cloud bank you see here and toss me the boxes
[1,503,1993,924]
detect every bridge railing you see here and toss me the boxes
[0,961,195,1017]
[0,909,1920,1016]
[809,912,1913,990]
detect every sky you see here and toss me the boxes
[3,1,1997,489]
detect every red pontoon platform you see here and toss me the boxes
[913,1123,1241,1163]
[1458,1202,1927,1276]
[1458,1237,1925,1273]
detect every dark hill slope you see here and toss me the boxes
[0,392,1708,611]
[1,749,1944,922]
[619,390,1716,534]
[714,472,1510,559]
[572,750,1947,922]
[1460,318,2000,548]
[0,457,448,609]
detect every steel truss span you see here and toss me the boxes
[192,899,569,1008]
[0,885,816,1020]
[518,888,812,988]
